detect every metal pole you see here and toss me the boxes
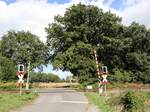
[104,84,106,93]
[20,84,22,96]
[26,62,30,90]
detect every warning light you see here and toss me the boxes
[18,64,24,72]
[101,66,108,74]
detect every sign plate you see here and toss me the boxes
[102,75,108,84]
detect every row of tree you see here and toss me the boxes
[0,3,150,84]
[30,72,60,83]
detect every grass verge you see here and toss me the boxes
[0,93,38,112]
[85,92,114,112]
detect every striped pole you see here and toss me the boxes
[93,48,102,94]
[93,48,100,77]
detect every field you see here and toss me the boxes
[0,82,78,91]
[0,93,37,112]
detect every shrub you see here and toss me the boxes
[109,70,132,83]
[0,56,17,81]
[121,91,143,112]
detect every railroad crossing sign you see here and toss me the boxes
[102,75,108,84]
[16,64,25,96]
[17,74,24,84]
[16,64,25,84]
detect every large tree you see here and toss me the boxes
[0,31,48,69]
[46,3,122,84]
[122,22,150,83]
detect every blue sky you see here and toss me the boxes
[109,0,124,10]
[47,0,70,4]
[3,0,71,4]
[35,65,72,79]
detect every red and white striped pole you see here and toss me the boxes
[93,48,100,77]
[93,48,102,94]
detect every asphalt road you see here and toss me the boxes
[13,88,99,112]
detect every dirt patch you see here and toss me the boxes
[31,82,78,88]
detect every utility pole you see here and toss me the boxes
[26,62,30,90]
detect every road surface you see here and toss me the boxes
[12,88,99,112]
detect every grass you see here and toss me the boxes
[0,82,18,90]
[0,93,38,112]
[85,91,150,112]
[85,92,114,112]
[107,91,150,112]
[107,83,150,90]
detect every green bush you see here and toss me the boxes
[109,70,132,83]
[0,56,17,81]
[121,91,143,112]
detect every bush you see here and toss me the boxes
[121,91,143,112]
[109,70,132,83]
[0,56,17,81]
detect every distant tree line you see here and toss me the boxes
[0,3,150,84]
[30,72,60,83]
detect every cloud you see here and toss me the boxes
[51,70,73,79]
[120,0,150,27]
[0,0,119,41]
[0,0,71,42]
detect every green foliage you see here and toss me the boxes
[109,70,132,83]
[0,31,48,69]
[107,91,150,112]
[30,72,60,83]
[46,3,150,84]
[0,3,150,84]
[0,56,16,81]
[46,3,122,84]
[121,92,143,112]
[0,93,37,112]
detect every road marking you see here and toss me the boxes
[59,101,88,104]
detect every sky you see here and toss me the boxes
[0,0,150,79]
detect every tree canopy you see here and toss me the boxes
[0,31,48,69]
[46,3,150,84]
